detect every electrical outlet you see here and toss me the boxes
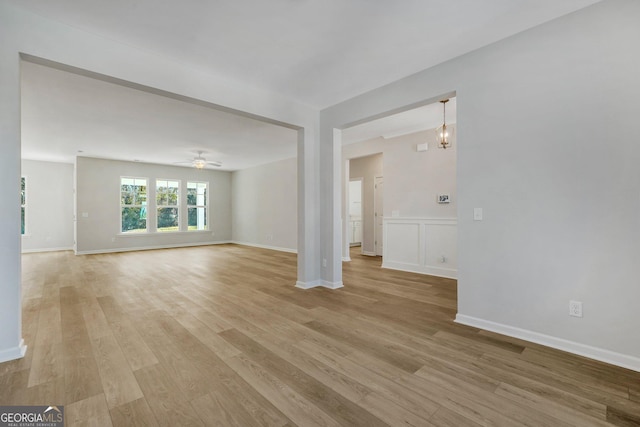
[569,300,583,317]
[322,258,327,268]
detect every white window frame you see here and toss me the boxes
[187,181,209,231]
[156,178,181,232]
[120,176,148,234]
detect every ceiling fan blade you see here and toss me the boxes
[206,161,222,167]
[172,161,193,165]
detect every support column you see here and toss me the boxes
[0,48,26,362]
[342,158,351,262]
[314,125,343,289]
[296,126,322,288]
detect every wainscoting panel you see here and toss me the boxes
[383,217,457,279]
[384,222,421,267]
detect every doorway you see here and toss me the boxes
[340,95,457,279]
[347,153,383,257]
[348,178,363,247]
[374,176,384,256]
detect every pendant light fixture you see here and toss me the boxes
[436,99,452,149]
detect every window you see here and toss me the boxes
[187,181,208,231]
[156,179,179,232]
[21,177,26,235]
[121,177,147,233]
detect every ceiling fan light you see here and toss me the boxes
[193,159,206,169]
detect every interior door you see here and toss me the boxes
[374,176,383,256]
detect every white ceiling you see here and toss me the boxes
[14,0,600,169]
[21,61,299,170]
[342,98,456,145]
[9,0,600,109]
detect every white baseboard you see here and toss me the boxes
[296,280,344,290]
[322,280,344,289]
[296,280,321,289]
[455,314,640,373]
[342,256,351,262]
[22,246,74,254]
[231,241,297,254]
[0,339,27,364]
[382,260,457,279]
[362,251,377,256]
[76,241,231,255]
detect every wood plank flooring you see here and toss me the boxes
[2,244,640,426]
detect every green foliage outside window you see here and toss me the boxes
[121,178,147,233]
[157,180,179,232]
[120,178,208,233]
[187,182,207,231]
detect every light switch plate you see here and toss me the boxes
[473,208,483,221]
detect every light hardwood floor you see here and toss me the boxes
[2,244,639,426]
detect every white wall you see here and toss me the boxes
[384,129,456,218]
[21,160,74,252]
[323,0,640,370]
[344,128,457,217]
[0,8,25,362]
[76,157,232,254]
[232,157,297,252]
[348,154,383,255]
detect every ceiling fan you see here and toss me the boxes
[174,151,222,169]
